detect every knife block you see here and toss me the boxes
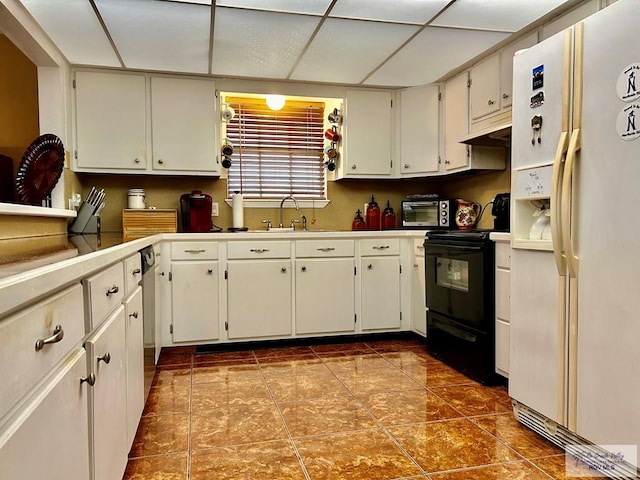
[69,202,100,234]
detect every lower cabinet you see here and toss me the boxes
[360,239,401,330]
[295,258,355,335]
[494,240,511,377]
[0,348,91,480]
[125,286,144,449]
[410,239,427,336]
[227,260,292,339]
[85,306,128,480]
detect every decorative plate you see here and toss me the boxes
[15,134,65,206]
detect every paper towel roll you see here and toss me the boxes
[232,192,244,229]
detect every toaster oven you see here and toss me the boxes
[401,199,457,229]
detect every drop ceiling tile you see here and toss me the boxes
[290,18,419,84]
[365,26,510,87]
[431,0,571,32]
[216,0,332,15]
[96,0,210,73]
[212,8,321,78]
[329,0,451,25]
[19,0,120,66]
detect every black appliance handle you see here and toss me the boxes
[432,318,478,343]
[425,242,483,251]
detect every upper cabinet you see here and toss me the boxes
[73,71,220,176]
[398,84,441,177]
[337,89,393,179]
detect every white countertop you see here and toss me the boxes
[489,232,511,242]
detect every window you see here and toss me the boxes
[225,97,326,200]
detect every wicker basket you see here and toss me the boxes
[122,209,177,241]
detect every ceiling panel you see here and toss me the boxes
[329,0,451,25]
[431,0,572,32]
[19,0,120,66]
[365,26,510,87]
[290,18,419,84]
[212,8,320,78]
[96,0,210,73]
[216,0,331,16]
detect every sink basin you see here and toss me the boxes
[247,228,342,234]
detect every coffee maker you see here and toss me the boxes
[180,190,212,233]
[491,193,510,231]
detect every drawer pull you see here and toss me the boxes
[250,248,270,253]
[417,245,424,250]
[367,264,373,269]
[281,267,287,273]
[106,285,119,297]
[35,324,64,351]
[97,352,111,364]
[184,249,206,254]
[372,245,390,250]
[317,247,335,252]
[129,311,139,319]
[207,268,213,274]
[301,266,307,272]
[132,268,141,275]
[80,373,96,386]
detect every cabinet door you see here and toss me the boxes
[125,286,144,449]
[227,260,291,339]
[500,32,538,109]
[360,257,401,330]
[411,256,427,336]
[469,54,500,121]
[171,261,219,342]
[75,71,147,171]
[342,89,392,177]
[295,258,355,335]
[399,85,440,176]
[85,307,128,480]
[151,77,219,174]
[0,349,90,480]
[443,72,470,171]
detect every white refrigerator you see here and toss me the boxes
[509,0,639,477]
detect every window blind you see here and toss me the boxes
[225,97,326,200]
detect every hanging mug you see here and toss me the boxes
[325,142,338,159]
[324,160,336,171]
[328,108,341,124]
[324,125,340,142]
[221,156,232,169]
[221,138,233,157]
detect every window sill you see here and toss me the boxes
[224,199,330,209]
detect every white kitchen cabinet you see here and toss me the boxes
[150,76,219,174]
[338,89,393,178]
[0,349,91,480]
[443,71,507,174]
[226,240,292,340]
[295,240,355,335]
[74,71,147,171]
[500,33,538,109]
[494,240,511,377]
[83,262,125,331]
[360,239,401,331]
[124,286,144,449]
[170,242,219,343]
[399,85,441,176]
[410,238,427,337]
[85,306,128,480]
[470,54,501,121]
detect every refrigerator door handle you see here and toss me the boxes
[551,130,569,276]
[562,128,581,278]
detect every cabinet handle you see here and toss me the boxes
[367,264,373,269]
[281,267,287,273]
[351,165,357,170]
[134,158,140,164]
[184,249,206,254]
[488,99,495,106]
[445,160,451,164]
[158,159,164,164]
[80,373,96,386]
[250,248,270,253]
[404,164,409,169]
[207,268,213,274]
[35,324,64,351]
[417,245,424,250]
[413,263,419,268]
[502,93,510,100]
[129,311,139,319]
[373,245,390,250]
[316,247,335,252]
[106,285,119,297]
[301,266,307,272]
[97,352,111,364]
[132,268,141,275]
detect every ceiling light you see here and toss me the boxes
[266,94,285,110]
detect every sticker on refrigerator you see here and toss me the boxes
[530,91,545,108]
[617,63,640,102]
[616,103,640,141]
[532,65,544,90]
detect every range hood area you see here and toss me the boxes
[461,120,512,147]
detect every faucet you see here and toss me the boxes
[279,195,299,228]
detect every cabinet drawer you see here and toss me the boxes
[171,241,218,260]
[0,284,85,420]
[495,269,510,321]
[83,262,124,330]
[413,238,425,257]
[123,253,142,297]
[227,241,291,259]
[495,242,511,269]
[296,240,354,258]
[495,319,510,377]
[360,238,400,256]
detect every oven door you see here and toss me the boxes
[425,238,493,330]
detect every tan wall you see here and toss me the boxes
[0,34,40,195]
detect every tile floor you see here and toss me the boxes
[122,338,604,480]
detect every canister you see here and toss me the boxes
[127,188,146,209]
